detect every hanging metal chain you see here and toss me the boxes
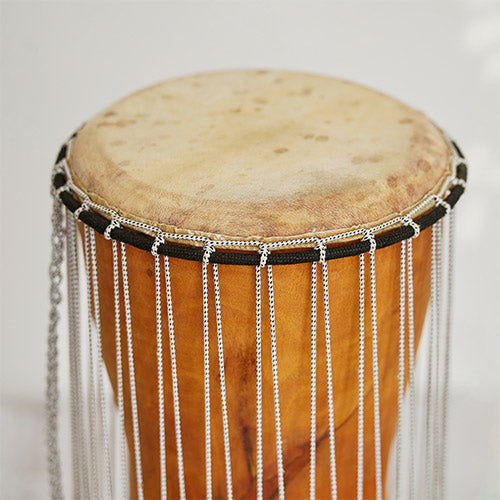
[46,194,66,500]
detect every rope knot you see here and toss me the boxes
[361,229,376,254]
[151,233,165,257]
[104,218,120,240]
[315,239,327,265]
[431,195,451,216]
[202,241,215,265]
[258,245,270,268]
[401,216,420,238]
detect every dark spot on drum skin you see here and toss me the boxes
[324,120,331,124]
[153,120,166,126]
[303,134,314,140]
[315,135,329,142]
[104,111,116,117]
[110,140,126,147]
[118,160,131,167]
[399,117,413,124]
[417,158,431,172]
[230,107,242,113]
[191,82,201,87]
[274,77,284,84]
[387,174,399,188]
[301,86,313,96]
[254,107,262,112]
[368,154,383,162]
[253,97,268,104]
[274,148,289,154]
[97,119,136,128]
[351,155,363,164]
[407,184,416,197]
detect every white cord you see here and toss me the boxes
[396,240,406,500]
[357,253,365,500]
[66,212,88,500]
[164,256,186,500]
[309,262,318,500]
[267,265,285,500]
[83,226,100,499]
[89,229,113,500]
[213,264,234,500]
[407,237,416,500]
[255,265,264,500]
[121,242,144,500]
[320,258,338,500]
[154,253,167,500]
[112,239,128,499]
[202,248,213,500]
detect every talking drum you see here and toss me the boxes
[47,70,467,500]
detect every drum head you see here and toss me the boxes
[69,70,453,242]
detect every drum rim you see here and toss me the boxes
[52,131,467,266]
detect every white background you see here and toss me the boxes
[1,1,499,499]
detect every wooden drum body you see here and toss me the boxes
[48,70,467,500]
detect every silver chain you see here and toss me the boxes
[357,253,365,500]
[212,264,234,500]
[267,265,285,500]
[120,242,144,500]
[396,240,406,500]
[154,253,168,500]
[255,266,264,500]
[112,239,129,499]
[164,256,186,500]
[309,262,318,500]
[47,195,65,500]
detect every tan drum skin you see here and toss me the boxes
[71,70,452,499]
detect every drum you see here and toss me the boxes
[47,70,467,500]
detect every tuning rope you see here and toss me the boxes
[47,195,64,500]
[309,262,318,500]
[440,209,455,499]
[212,264,234,500]
[267,263,285,500]
[357,251,366,500]
[319,247,338,500]
[164,255,186,500]
[255,264,264,500]
[111,238,129,499]
[202,244,213,500]
[395,239,407,500]
[83,226,100,499]
[66,212,89,499]
[89,229,113,500]
[152,235,168,500]
[121,242,144,500]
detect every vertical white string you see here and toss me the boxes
[212,264,234,500]
[112,239,128,499]
[320,258,338,500]
[154,254,167,500]
[255,266,264,500]
[83,226,100,499]
[66,212,89,500]
[266,265,285,500]
[368,242,383,500]
[89,229,113,500]
[309,262,318,500]
[357,253,366,500]
[407,238,416,500]
[47,196,64,500]
[439,210,455,500]
[164,256,186,500]
[202,256,212,500]
[425,225,438,499]
[121,242,144,500]
[432,220,444,500]
[396,240,406,500]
